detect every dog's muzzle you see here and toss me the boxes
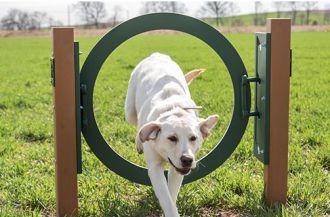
[168,157,191,175]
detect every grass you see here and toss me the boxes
[0,31,329,216]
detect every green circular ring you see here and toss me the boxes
[80,13,250,185]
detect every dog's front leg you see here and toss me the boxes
[168,166,184,203]
[147,164,180,217]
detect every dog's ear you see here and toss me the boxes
[139,122,161,143]
[199,115,219,138]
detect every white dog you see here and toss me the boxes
[125,53,218,217]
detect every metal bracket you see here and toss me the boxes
[80,84,88,127]
[241,75,260,117]
[50,57,55,87]
[74,41,82,174]
[290,49,293,77]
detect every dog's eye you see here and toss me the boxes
[190,136,197,142]
[168,136,178,143]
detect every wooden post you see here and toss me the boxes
[264,19,291,205]
[52,28,78,216]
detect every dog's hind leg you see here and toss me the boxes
[168,166,184,203]
[125,73,138,126]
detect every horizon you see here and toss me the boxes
[0,1,329,26]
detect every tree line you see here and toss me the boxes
[1,1,330,31]
[257,1,330,26]
[0,9,62,30]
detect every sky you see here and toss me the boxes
[0,0,329,26]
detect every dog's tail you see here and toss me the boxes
[185,68,206,85]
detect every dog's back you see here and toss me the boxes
[125,53,190,127]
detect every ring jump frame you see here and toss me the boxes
[51,13,291,217]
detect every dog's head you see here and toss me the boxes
[139,108,218,175]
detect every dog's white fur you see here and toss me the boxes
[125,53,218,217]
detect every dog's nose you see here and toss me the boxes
[180,155,193,168]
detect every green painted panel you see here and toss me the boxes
[74,42,82,174]
[254,33,271,165]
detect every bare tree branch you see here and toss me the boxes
[199,1,232,26]
[1,9,51,30]
[288,1,301,25]
[75,1,107,28]
[109,5,122,27]
[141,2,186,14]
[273,1,286,18]
[301,1,318,25]
[254,1,265,26]
[324,4,330,24]
[30,11,48,29]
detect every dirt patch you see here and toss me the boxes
[1,25,330,38]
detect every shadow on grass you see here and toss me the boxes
[193,198,285,217]
[15,131,51,143]
[96,185,288,217]
[98,187,162,217]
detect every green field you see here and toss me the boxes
[0,31,329,216]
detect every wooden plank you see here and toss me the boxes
[264,19,291,205]
[52,27,78,216]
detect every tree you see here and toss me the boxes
[75,1,107,28]
[199,2,233,26]
[0,9,19,30]
[302,2,318,25]
[141,2,186,14]
[273,1,286,18]
[142,2,158,13]
[227,2,239,26]
[254,1,266,26]
[288,1,300,25]
[228,2,239,16]
[109,5,122,27]
[299,13,306,25]
[48,17,63,28]
[167,1,187,13]
[30,11,48,29]
[1,9,28,30]
[324,4,330,24]
[0,9,50,30]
